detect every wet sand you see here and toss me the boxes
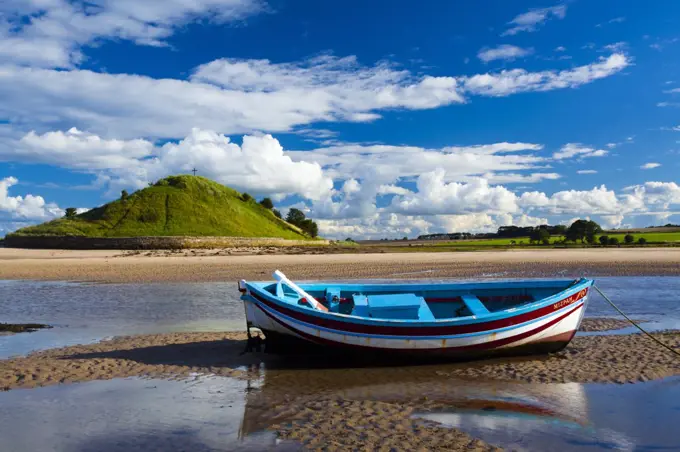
[272,398,499,451]
[3,322,679,450]
[3,324,679,392]
[1,248,680,282]
[0,323,52,333]
[577,317,638,332]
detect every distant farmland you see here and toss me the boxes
[359,230,680,250]
[603,227,680,234]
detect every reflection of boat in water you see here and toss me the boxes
[237,367,589,439]
[239,272,593,360]
[414,381,589,431]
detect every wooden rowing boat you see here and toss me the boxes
[238,271,592,359]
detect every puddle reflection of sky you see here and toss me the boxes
[1,375,678,451]
[415,377,680,451]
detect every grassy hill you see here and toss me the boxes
[10,175,309,239]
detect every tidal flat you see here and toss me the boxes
[1,276,680,450]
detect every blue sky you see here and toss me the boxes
[0,0,679,238]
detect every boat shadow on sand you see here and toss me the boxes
[57,316,632,373]
[60,334,563,373]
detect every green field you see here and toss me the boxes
[10,175,310,239]
[390,231,680,249]
[599,232,680,243]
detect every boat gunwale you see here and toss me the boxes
[243,278,593,326]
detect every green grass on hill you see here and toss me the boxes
[10,175,309,239]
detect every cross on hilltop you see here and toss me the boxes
[191,168,198,176]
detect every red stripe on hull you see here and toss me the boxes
[255,301,583,354]
[250,288,588,337]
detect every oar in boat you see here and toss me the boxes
[273,270,328,312]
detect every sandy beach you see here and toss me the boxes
[3,320,680,449]
[1,247,680,282]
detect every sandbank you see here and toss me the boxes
[3,325,679,392]
[1,247,680,283]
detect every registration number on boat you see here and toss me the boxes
[553,289,587,310]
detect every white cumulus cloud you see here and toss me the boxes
[0,0,266,68]
[13,128,154,169]
[477,45,533,63]
[641,162,661,169]
[287,141,547,184]
[390,170,519,216]
[461,54,630,97]
[0,53,631,140]
[625,182,680,208]
[502,5,567,36]
[0,176,63,221]
[553,143,608,160]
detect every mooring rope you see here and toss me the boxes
[593,284,680,359]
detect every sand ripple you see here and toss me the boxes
[578,317,638,332]
[272,398,499,451]
[2,330,680,392]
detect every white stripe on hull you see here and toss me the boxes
[244,294,588,351]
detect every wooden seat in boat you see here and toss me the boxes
[461,294,490,316]
[352,295,370,317]
[417,299,436,321]
[351,293,435,320]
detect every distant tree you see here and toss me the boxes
[553,225,568,236]
[599,235,609,246]
[608,237,619,246]
[240,192,252,202]
[528,229,538,243]
[345,237,355,242]
[300,218,319,238]
[272,209,282,219]
[121,190,129,201]
[510,240,516,245]
[286,208,306,225]
[259,197,274,209]
[638,237,647,245]
[284,208,318,237]
[529,227,550,244]
[402,236,408,241]
[64,207,77,219]
[308,221,318,238]
[585,231,597,245]
[624,234,635,244]
[566,219,602,243]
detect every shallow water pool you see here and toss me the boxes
[1,373,679,451]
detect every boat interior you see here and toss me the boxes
[259,279,582,321]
